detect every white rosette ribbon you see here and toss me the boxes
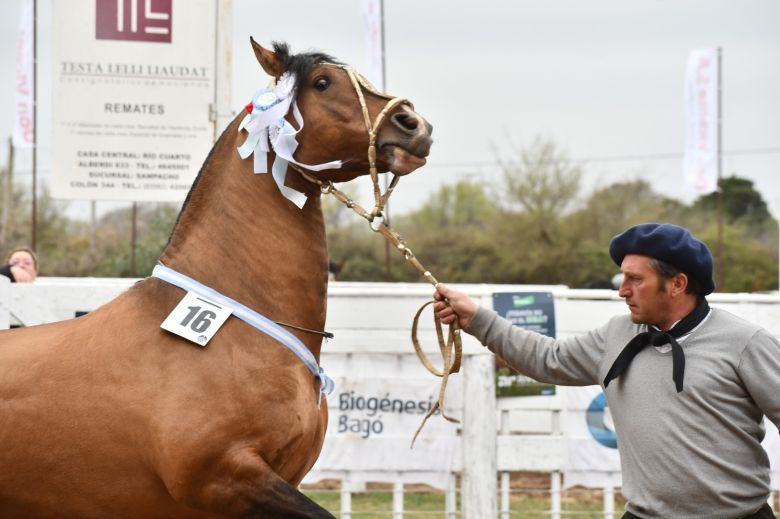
[237,72,343,208]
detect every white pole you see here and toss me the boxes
[551,407,562,519]
[392,479,403,518]
[500,409,510,519]
[461,352,497,518]
[213,0,233,136]
[603,475,615,519]
[550,471,561,519]
[446,472,457,519]
[340,476,352,519]
[0,276,10,329]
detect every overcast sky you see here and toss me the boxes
[1,0,779,219]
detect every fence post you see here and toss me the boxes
[551,407,562,519]
[340,475,352,519]
[603,474,614,519]
[446,472,457,519]
[462,351,497,518]
[393,479,403,518]
[499,408,510,519]
[550,471,561,519]
[0,276,9,329]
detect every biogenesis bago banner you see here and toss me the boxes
[51,0,216,202]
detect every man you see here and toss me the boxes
[434,223,780,519]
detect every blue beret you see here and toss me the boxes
[609,223,715,295]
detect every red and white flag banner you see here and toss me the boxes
[683,48,719,195]
[360,0,384,92]
[13,0,35,149]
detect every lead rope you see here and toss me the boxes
[292,165,463,447]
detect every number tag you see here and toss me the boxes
[160,291,233,346]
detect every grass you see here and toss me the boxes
[303,489,614,518]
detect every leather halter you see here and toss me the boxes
[291,64,409,221]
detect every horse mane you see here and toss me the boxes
[164,42,343,247]
[271,41,342,90]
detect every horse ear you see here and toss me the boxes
[250,37,284,78]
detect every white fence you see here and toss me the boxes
[2,277,779,517]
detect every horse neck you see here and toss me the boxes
[160,115,329,358]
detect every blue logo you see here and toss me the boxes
[586,392,617,449]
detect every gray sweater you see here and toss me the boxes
[467,306,780,519]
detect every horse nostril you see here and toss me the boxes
[391,112,419,133]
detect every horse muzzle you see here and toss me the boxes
[378,106,433,176]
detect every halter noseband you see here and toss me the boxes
[292,64,410,221]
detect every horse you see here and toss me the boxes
[0,38,432,518]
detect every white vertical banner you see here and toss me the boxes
[683,48,719,195]
[13,0,35,149]
[51,0,217,202]
[361,0,384,92]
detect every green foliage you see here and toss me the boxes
[0,139,777,290]
[0,169,180,277]
[325,138,778,292]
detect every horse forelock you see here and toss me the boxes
[271,41,342,91]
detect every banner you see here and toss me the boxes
[13,0,34,149]
[360,0,384,92]
[305,354,461,490]
[560,385,621,489]
[561,385,780,490]
[683,48,719,195]
[51,0,216,202]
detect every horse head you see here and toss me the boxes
[250,38,433,185]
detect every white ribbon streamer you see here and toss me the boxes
[237,72,343,208]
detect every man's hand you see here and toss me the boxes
[433,283,478,329]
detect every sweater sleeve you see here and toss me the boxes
[466,306,605,386]
[0,264,15,282]
[738,328,780,429]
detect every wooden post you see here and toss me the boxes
[446,472,457,518]
[603,475,615,519]
[499,408,510,519]
[130,202,137,277]
[340,476,352,519]
[0,276,10,330]
[1,138,14,247]
[213,0,233,137]
[392,479,403,518]
[461,351,496,518]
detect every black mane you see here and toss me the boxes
[272,41,342,90]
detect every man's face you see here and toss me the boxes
[618,254,672,329]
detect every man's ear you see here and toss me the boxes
[670,273,689,297]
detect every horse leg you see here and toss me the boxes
[168,446,334,519]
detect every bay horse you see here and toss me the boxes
[0,39,432,518]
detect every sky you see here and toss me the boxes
[1,0,779,220]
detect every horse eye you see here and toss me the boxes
[313,76,331,92]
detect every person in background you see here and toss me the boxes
[433,223,780,519]
[0,246,39,283]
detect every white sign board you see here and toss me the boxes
[51,0,216,202]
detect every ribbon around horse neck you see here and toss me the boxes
[237,72,343,209]
[152,264,334,397]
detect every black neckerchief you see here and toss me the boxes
[603,298,710,393]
